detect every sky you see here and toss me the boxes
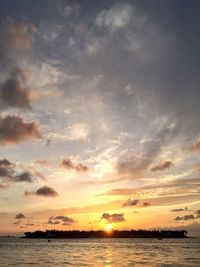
[0,0,200,237]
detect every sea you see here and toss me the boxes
[0,237,199,266]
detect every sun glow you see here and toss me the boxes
[105,224,112,232]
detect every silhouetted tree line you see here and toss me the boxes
[24,229,188,238]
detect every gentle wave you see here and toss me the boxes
[0,238,200,266]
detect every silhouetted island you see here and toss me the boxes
[24,229,188,238]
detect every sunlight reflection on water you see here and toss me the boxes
[0,238,200,266]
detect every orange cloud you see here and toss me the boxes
[191,138,200,152]
[2,18,36,50]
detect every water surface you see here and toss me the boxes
[0,238,199,266]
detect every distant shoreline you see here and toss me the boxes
[23,229,188,239]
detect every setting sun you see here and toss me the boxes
[105,224,112,232]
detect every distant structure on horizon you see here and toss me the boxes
[24,229,188,239]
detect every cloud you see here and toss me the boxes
[194,163,200,174]
[24,186,59,197]
[0,67,32,109]
[150,161,174,171]
[143,202,151,207]
[0,158,44,187]
[116,126,176,179]
[0,115,41,144]
[96,3,132,32]
[101,212,125,223]
[60,159,88,172]
[67,123,90,140]
[48,220,60,225]
[175,214,195,221]
[0,183,8,189]
[122,198,151,208]
[58,0,80,18]
[0,168,11,177]
[34,160,53,166]
[0,158,14,178]
[171,207,188,212]
[0,19,38,111]
[49,215,76,225]
[191,138,200,152]
[100,177,200,197]
[196,210,200,218]
[123,199,139,207]
[0,159,13,167]
[1,18,36,50]
[99,188,135,196]
[15,213,25,219]
[14,172,34,183]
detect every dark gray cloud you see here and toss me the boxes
[123,199,139,207]
[49,215,76,225]
[0,115,41,144]
[0,18,37,112]
[48,220,60,225]
[0,159,13,167]
[0,67,32,109]
[175,214,195,221]
[15,213,25,219]
[171,207,188,212]
[101,212,125,223]
[151,161,174,172]
[14,172,34,183]
[24,185,59,197]
[0,158,15,179]
[0,165,13,178]
[61,159,88,172]
[0,158,42,185]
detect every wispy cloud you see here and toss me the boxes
[151,161,174,172]
[116,125,176,179]
[123,199,139,207]
[175,215,195,221]
[171,207,188,212]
